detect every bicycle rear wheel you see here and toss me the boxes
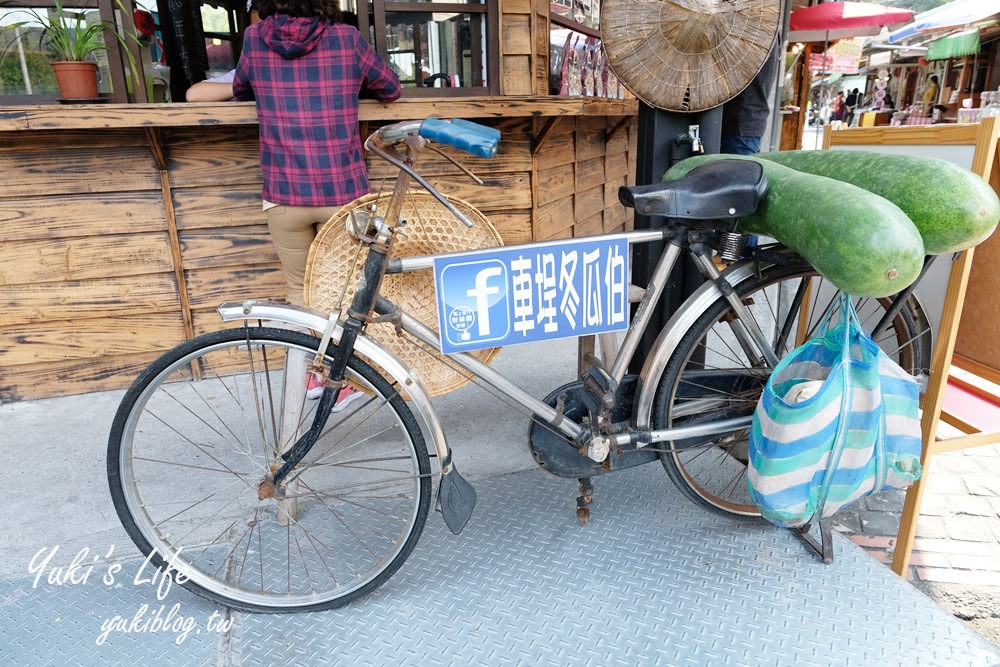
[108,326,431,612]
[652,264,930,517]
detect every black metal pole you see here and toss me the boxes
[629,102,722,373]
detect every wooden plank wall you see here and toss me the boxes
[532,115,637,241]
[0,129,181,401]
[0,113,633,401]
[161,126,284,336]
[364,118,534,244]
[500,0,537,95]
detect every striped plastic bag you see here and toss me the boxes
[747,296,923,528]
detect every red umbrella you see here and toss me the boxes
[789,1,913,42]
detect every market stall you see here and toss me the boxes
[0,0,639,401]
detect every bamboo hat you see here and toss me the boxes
[601,0,780,112]
[305,190,504,397]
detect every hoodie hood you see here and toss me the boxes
[259,15,326,59]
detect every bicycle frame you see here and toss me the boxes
[217,228,783,465]
[110,118,941,613]
[220,118,934,506]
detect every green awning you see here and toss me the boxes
[926,29,981,61]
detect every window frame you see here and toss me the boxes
[0,0,141,104]
[356,0,500,97]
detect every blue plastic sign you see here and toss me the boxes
[433,237,629,353]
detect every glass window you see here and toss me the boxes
[1,8,58,97]
[550,0,599,30]
[361,0,495,94]
[385,11,484,88]
[0,0,497,103]
[0,0,167,103]
[0,5,107,98]
[200,4,237,78]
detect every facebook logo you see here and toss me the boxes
[436,259,510,350]
[434,237,629,354]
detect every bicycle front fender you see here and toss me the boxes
[632,261,765,439]
[216,300,450,467]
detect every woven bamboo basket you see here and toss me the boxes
[305,190,504,397]
[601,0,780,112]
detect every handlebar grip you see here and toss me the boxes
[419,118,500,159]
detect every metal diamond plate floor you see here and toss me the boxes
[3,464,998,667]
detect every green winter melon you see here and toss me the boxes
[663,154,925,298]
[759,149,1000,254]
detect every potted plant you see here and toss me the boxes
[1,0,138,100]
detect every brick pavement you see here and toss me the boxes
[835,442,1000,646]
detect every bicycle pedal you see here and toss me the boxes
[580,365,617,414]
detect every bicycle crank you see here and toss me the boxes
[528,376,656,479]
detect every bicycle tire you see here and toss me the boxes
[107,326,431,613]
[652,265,930,518]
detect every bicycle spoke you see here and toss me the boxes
[656,265,930,518]
[109,328,430,611]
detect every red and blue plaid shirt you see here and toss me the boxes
[233,16,401,207]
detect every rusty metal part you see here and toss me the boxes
[576,478,594,526]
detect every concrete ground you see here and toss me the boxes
[2,337,999,650]
[833,444,1000,647]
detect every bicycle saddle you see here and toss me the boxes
[618,159,767,220]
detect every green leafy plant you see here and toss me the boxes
[41,2,109,61]
[0,0,142,98]
[1,0,138,64]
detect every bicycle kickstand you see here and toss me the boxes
[796,520,834,564]
[576,477,594,526]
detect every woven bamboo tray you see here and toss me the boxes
[602,0,780,112]
[305,190,504,397]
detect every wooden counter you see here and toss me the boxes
[0,97,637,130]
[0,98,638,400]
[822,121,980,148]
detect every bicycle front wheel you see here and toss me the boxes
[652,264,930,518]
[108,326,431,612]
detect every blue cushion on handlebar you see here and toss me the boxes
[420,118,500,159]
[451,118,501,142]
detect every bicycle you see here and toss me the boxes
[107,117,934,613]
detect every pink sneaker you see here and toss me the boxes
[332,385,364,413]
[305,372,326,400]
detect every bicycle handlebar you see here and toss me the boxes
[419,118,500,159]
[374,118,500,159]
[365,119,501,228]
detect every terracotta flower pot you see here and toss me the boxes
[50,61,99,100]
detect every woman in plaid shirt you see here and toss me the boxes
[234,0,400,403]
[233,0,401,308]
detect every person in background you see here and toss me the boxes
[719,39,780,253]
[830,91,845,125]
[185,0,260,102]
[844,88,859,126]
[720,38,781,156]
[922,74,940,112]
[233,0,401,401]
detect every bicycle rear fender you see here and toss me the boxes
[216,300,450,467]
[632,261,763,439]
